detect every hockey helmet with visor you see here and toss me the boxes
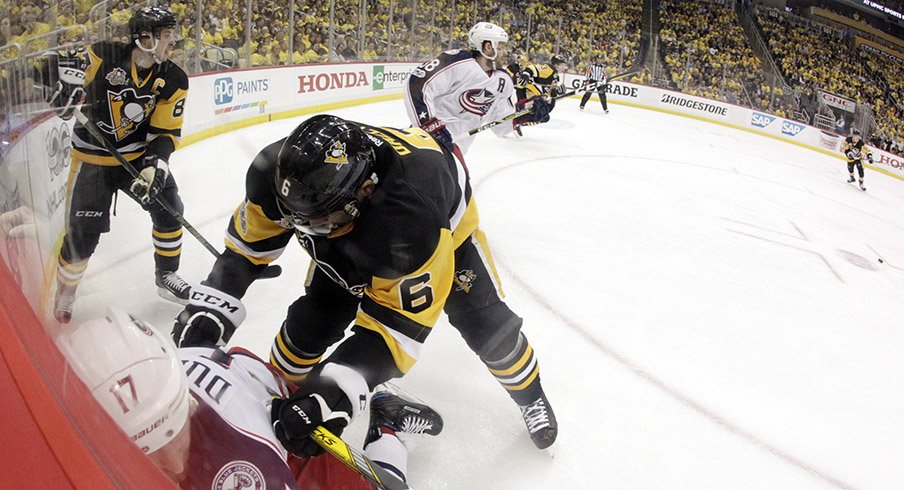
[275,115,376,236]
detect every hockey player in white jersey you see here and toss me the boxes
[56,309,443,489]
[404,21,552,155]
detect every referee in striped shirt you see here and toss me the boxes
[579,61,609,113]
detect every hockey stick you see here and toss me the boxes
[454,68,640,140]
[311,425,411,490]
[72,110,282,279]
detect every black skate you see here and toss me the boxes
[54,282,77,324]
[860,182,867,191]
[847,176,856,183]
[156,270,191,304]
[519,391,558,450]
[365,391,443,446]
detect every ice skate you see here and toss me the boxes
[847,175,856,183]
[365,391,444,446]
[156,270,191,304]
[54,282,77,324]
[860,182,867,191]
[519,391,558,450]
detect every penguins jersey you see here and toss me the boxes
[71,41,188,165]
[404,49,516,154]
[516,63,560,96]
[842,137,871,163]
[212,124,478,378]
[177,347,370,489]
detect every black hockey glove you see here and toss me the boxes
[271,363,369,457]
[867,153,874,164]
[129,155,170,205]
[172,284,247,347]
[422,117,454,152]
[36,49,88,120]
[515,96,554,125]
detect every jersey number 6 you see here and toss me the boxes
[400,272,433,314]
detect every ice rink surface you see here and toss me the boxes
[70,96,904,489]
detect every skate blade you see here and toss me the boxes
[157,287,190,305]
[542,444,556,459]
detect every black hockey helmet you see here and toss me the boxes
[274,115,375,235]
[550,54,567,67]
[129,6,178,42]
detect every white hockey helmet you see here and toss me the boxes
[468,22,509,59]
[56,308,190,454]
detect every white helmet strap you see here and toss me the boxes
[134,34,163,64]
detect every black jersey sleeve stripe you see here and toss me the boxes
[360,296,432,343]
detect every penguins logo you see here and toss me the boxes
[455,269,477,293]
[324,140,349,169]
[458,89,495,116]
[99,88,156,141]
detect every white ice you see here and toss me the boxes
[70,96,904,489]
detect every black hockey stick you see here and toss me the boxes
[73,110,282,279]
[454,68,640,140]
[311,426,411,490]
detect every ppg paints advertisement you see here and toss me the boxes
[184,62,419,135]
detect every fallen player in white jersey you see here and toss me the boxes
[56,309,443,489]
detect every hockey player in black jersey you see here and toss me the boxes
[842,130,873,191]
[172,115,558,450]
[36,6,191,323]
[515,54,568,102]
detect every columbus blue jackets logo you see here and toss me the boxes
[213,461,265,490]
[99,88,156,141]
[459,89,495,116]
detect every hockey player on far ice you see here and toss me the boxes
[404,21,553,154]
[171,114,558,450]
[57,308,443,488]
[842,129,873,191]
[35,6,194,324]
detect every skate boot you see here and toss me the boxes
[579,105,585,111]
[519,391,558,450]
[155,270,191,304]
[365,391,444,446]
[847,175,856,183]
[860,182,867,191]
[54,282,77,324]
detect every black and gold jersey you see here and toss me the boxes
[515,63,560,95]
[842,137,871,163]
[73,41,188,165]
[212,124,478,375]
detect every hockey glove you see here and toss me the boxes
[867,153,874,164]
[422,117,454,152]
[130,155,169,205]
[515,96,554,125]
[37,49,88,120]
[271,363,369,457]
[172,284,247,347]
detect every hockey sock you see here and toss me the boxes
[270,326,324,383]
[153,225,183,271]
[363,428,407,483]
[484,332,543,406]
